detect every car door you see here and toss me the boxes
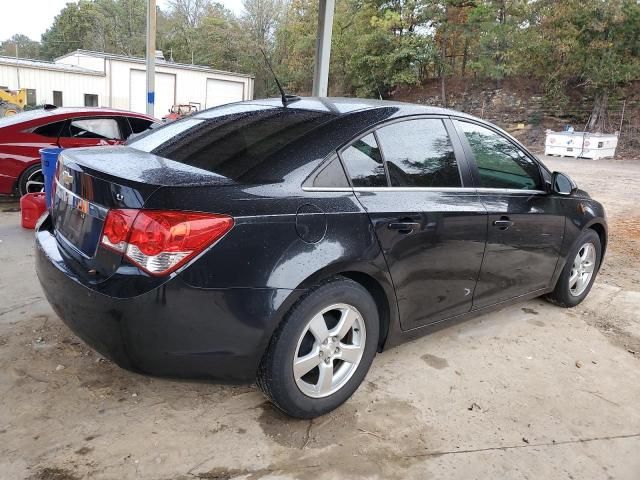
[57,116,125,148]
[340,117,488,330]
[453,119,565,309]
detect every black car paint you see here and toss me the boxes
[35,97,607,382]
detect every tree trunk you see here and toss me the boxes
[588,91,608,132]
[440,36,447,107]
[461,37,469,77]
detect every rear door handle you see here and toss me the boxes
[492,217,514,230]
[388,222,420,233]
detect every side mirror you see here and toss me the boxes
[551,171,577,196]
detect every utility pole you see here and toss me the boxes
[15,44,20,89]
[312,0,335,97]
[145,0,156,116]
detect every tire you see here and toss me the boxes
[545,229,601,308]
[257,277,379,419]
[17,164,45,197]
[0,103,21,117]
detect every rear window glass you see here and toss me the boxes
[340,133,387,187]
[0,109,50,128]
[128,104,335,183]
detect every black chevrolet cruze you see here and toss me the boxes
[36,98,607,418]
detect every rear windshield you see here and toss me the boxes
[127,103,335,183]
[0,108,49,128]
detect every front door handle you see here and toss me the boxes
[492,217,514,230]
[388,222,420,233]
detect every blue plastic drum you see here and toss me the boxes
[39,147,63,208]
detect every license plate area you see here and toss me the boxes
[52,180,108,258]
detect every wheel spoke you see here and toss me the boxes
[583,261,595,273]
[316,361,334,395]
[576,273,587,292]
[569,270,578,287]
[308,313,329,342]
[294,349,322,378]
[332,307,359,340]
[338,343,362,364]
[26,180,45,192]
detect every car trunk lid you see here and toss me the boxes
[51,146,236,281]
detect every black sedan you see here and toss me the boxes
[35,98,607,418]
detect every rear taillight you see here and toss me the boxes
[101,209,233,276]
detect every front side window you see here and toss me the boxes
[457,121,542,190]
[340,133,387,187]
[64,118,121,140]
[375,119,461,187]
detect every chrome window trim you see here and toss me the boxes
[476,188,547,195]
[301,185,548,194]
[354,186,475,193]
[301,186,354,192]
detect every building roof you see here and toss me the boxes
[55,50,254,79]
[0,56,105,76]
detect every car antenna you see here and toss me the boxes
[259,48,301,107]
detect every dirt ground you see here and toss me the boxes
[1,156,639,480]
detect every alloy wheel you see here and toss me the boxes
[293,303,366,398]
[24,168,45,194]
[569,242,596,296]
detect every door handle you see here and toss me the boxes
[492,217,514,230]
[388,222,420,233]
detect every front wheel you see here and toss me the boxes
[257,278,379,418]
[545,229,601,308]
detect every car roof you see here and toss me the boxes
[0,107,156,129]
[242,96,478,119]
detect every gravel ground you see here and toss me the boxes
[0,156,639,480]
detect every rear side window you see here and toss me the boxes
[127,117,154,134]
[310,155,349,188]
[456,121,542,190]
[33,121,66,138]
[62,118,122,140]
[375,119,461,188]
[340,133,387,187]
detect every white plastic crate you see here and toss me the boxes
[545,131,618,159]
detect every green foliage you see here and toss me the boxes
[5,0,639,113]
[0,35,42,59]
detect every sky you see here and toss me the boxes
[0,0,245,42]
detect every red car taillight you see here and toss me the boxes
[101,209,234,276]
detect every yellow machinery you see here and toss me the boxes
[0,88,26,116]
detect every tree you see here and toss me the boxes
[517,0,640,130]
[0,34,42,59]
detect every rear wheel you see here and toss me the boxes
[257,278,379,418]
[17,165,45,196]
[545,229,601,307]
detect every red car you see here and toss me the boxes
[0,106,157,196]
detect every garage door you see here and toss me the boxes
[129,70,176,118]
[205,79,245,109]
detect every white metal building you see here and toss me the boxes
[0,50,254,118]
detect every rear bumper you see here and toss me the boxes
[35,215,302,382]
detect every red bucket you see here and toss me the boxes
[20,192,47,229]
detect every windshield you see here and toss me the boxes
[127,103,336,183]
